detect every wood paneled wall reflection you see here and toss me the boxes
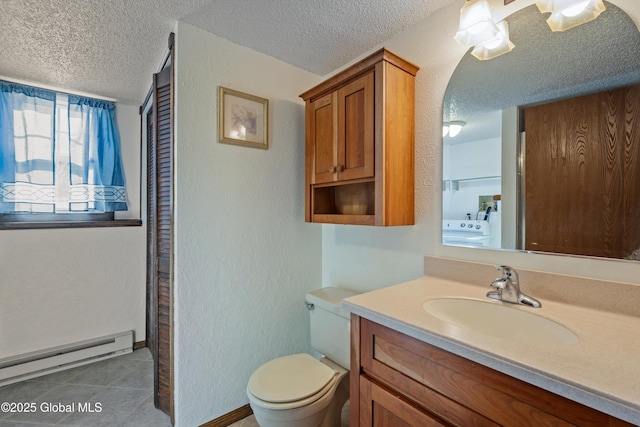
[524,84,640,260]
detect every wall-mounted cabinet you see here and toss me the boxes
[300,48,419,226]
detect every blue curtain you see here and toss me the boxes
[68,95,127,212]
[0,80,128,213]
[0,81,56,213]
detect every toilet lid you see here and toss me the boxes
[248,353,335,403]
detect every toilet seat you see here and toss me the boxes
[247,353,338,410]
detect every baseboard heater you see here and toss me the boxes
[0,331,133,386]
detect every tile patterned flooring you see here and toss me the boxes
[0,348,171,427]
[229,402,350,427]
[228,414,260,427]
[0,348,349,427]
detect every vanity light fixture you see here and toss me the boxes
[454,0,500,49]
[471,20,515,60]
[446,121,465,137]
[455,0,515,61]
[443,124,450,137]
[535,0,606,32]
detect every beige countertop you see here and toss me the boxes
[343,276,640,425]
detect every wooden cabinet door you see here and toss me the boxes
[310,71,374,185]
[337,71,375,181]
[311,92,337,184]
[360,376,447,427]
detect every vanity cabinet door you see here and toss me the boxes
[359,376,447,427]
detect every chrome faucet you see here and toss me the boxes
[487,265,541,308]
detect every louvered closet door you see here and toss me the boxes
[151,65,174,421]
[146,105,156,374]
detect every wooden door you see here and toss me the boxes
[311,92,337,184]
[153,65,174,420]
[337,71,375,181]
[146,34,174,423]
[524,84,640,258]
[145,105,156,371]
[622,84,640,259]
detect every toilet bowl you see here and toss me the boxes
[246,287,357,427]
[247,354,349,427]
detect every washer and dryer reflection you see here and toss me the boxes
[442,219,492,248]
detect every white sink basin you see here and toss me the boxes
[423,298,578,345]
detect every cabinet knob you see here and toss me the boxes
[337,165,345,172]
[329,166,337,173]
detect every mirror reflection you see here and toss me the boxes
[442,2,640,260]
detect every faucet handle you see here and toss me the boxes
[491,277,507,290]
[495,265,515,278]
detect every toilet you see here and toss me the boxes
[246,287,358,427]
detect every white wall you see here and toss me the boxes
[321,0,640,293]
[443,137,501,219]
[0,103,146,359]
[173,22,322,426]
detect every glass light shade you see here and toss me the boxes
[448,121,465,137]
[471,20,515,60]
[454,0,499,48]
[443,124,450,137]
[535,0,555,13]
[535,0,606,31]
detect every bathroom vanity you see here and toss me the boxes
[344,259,640,426]
[351,317,632,426]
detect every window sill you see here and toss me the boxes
[0,219,142,230]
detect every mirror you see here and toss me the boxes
[442,2,640,261]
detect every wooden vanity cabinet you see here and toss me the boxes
[300,48,418,226]
[351,315,634,427]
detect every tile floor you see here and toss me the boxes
[0,348,349,427]
[229,414,259,427]
[229,402,350,427]
[0,348,171,427]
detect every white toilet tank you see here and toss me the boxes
[305,287,359,371]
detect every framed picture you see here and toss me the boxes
[218,86,269,149]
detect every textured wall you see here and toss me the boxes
[321,0,640,292]
[173,22,322,426]
[0,103,146,359]
[172,2,640,424]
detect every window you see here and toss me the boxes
[0,81,129,228]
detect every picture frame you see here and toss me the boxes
[218,86,269,149]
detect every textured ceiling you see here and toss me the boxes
[0,0,200,105]
[3,0,637,110]
[180,0,455,77]
[444,2,640,143]
[0,0,456,105]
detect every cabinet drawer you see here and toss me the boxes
[359,318,631,427]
